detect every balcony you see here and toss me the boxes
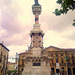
[60,63,75,66]
[70,63,75,66]
[60,63,66,66]
[50,63,56,66]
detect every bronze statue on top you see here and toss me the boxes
[34,0,40,6]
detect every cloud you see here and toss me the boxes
[0,0,33,47]
[8,45,28,58]
[41,11,75,33]
[61,28,75,41]
[0,0,75,59]
[43,30,75,48]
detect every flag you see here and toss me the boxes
[56,63,60,69]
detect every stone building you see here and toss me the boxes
[0,43,10,75]
[18,0,75,75]
[8,62,16,71]
[18,46,75,75]
[44,46,75,75]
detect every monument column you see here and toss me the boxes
[30,0,44,48]
[22,0,51,75]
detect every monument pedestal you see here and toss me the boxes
[22,48,51,75]
[22,65,51,75]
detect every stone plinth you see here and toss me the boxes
[22,47,51,75]
[22,62,51,75]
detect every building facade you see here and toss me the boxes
[0,43,10,75]
[18,46,75,75]
[45,46,75,75]
[8,62,16,71]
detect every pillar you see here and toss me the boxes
[71,67,73,75]
[64,67,67,75]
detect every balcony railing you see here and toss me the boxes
[50,62,75,67]
[60,63,66,66]
[60,63,75,66]
[70,63,75,66]
[50,63,56,66]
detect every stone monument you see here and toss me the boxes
[22,0,51,75]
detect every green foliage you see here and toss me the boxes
[7,70,17,75]
[73,19,75,26]
[54,0,75,26]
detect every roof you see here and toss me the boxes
[19,51,29,55]
[63,48,75,51]
[0,43,10,51]
[44,46,63,50]
[44,46,75,52]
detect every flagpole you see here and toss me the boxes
[66,56,68,75]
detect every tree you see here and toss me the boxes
[53,0,75,26]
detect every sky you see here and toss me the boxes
[0,0,75,62]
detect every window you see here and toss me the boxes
[56,59,58,63]
[1,51,2,59]
[0,51,2,62]
[56,55,58,56]
[72,54,74,58]
[39,41,41,42]
[51,55,53,57]
[4,55,6,59]
[72,59,74,64]
[39,59,41,61]
[22,60,24,66]
[61,54,63,56]
[0,66,1,69]
[61,58,63,63]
